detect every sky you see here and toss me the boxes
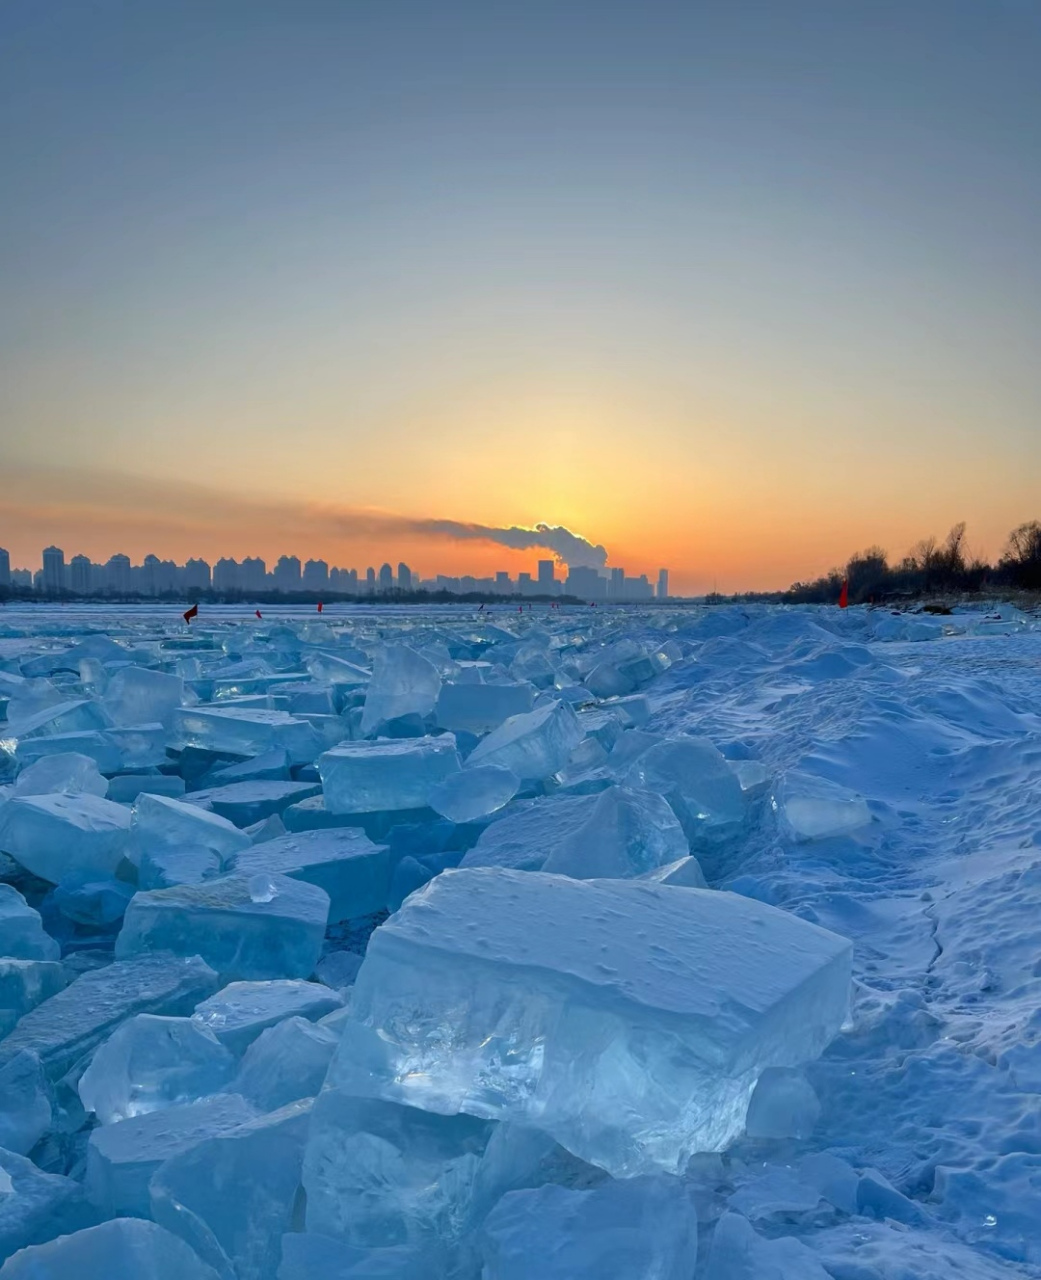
[2,0,1039,593]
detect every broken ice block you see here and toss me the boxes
[277,1235,425,1280]
[0,885,60,961]
[774,771,872,841]
[0,961,66,1037]
[150,1099,311,1280]
[624,737,745,846]
[185,779,322,827]
[541,786,689,879]
[0,1218,223,1280]
[0,793,131,883]
[105,774,186,803]
[85,1093,256,1218]
[106,722,169,769]
[12,752,108,798]
[333,868,852,1176]
[13,730,122,774]
[429,765,520,824]
[78,1014,237,1124]
[232,827,390,921]
[6,698,111,741]
[232,1016,338,1111]
[465,700,583,780]
[192,979,344,1054]
[744,1067,820,1140]
[640,856,707,889]
[138,846,222,890]
[360,645,441,735]
[208,749,291,785]
[0,1050,52,1155]
[461,794,601,872]
[0,952,219,1080]
[52,872,134,927]
[116,874,330,982]
[172,707,321,766]
[435,681,534,735]
[103,667,184,729]
[0,1148,94,1266]
[129,793,251,868]
[481,1176,698,1280]
[319,736,460,815]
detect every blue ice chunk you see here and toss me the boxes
[192,980,344,1055]
[0,793,131,884]
[13,731,123,775]
[540,786,689,880]
[465,700,583,780]
[333,869,852,1176]
[0,962,66,1038]
[52,872,134,927]
[0,1219,222,1280]
[172,707,322,766]
[209,750,291,785]
[624,737,746,848]
[85,1093,256,1219]
[185,780,322,827]
[116,875,330,982]
[232,1017,338,1111]
[481,1176,698,1280]
[461,794,601,872]
[106,774,186,803]
[278,1235,425,1280]
[12,752,108,798]
[231,827,390,922]
[129,793,251,869]
[0,1147,95,1266]
[0,885,60,961]
[429,765,520,824]
[0,1051,52,1155]
[0,952,220,1081]
[78,1014,237,1125]
[139,846,222,890]
[319,736,460,815]
[360,646,441,736]
[150,1099,312,1280]
[102,667,184,729]
[107,723,169,768]
[435,682,534,735]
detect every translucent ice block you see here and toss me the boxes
[540,786,689,879]
[129,793,251,868]
[115,874,331,982]
[0,793,131,883]
[0,1219,222,1280]
[232,1016,338,1111]
[0,1050,52,1155]
[428,765,520,824]
[435,681,534,735]
[186,779,322,827]
[624,737,746,846]
[192,979,344,1055]
[103,667,184,729]
[360,645,441,736]
[774,771,872,842]
[319,736,460,815]
[465,700,583,781]
[78,1014,237,1124]
[0,1148,94,1266]
[172,707,322,766]
[333,869,852,1176]
[0,885,60,961]
[12,752,108,798]
[0,961,67,1037]
[231,827,390,921]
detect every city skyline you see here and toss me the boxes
[0,543,668,603]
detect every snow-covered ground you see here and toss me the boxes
[0,601,1039,1278]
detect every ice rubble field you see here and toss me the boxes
[0,602,1040,1279]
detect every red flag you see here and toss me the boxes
[317,601,323,613]
[255,609,262,619]
[183,603,199,624]
[838,579,849,609]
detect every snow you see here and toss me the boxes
[2,598,1041,1277]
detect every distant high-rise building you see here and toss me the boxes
[537,560,555,588]
[517,572,532,594]
[274,555,302,592]
[657,569,669,600]
[41,546,65,595]
[70,554,92,595]
[609,567,624,599]
[213,558,240,592]
[566,566,606,602]
[240,557,266,592]
[397,562,412,591]
[11,568,32,589]
[346,568,359,591]
[105,554,132,596]
[495,571,511,592]
[366,567,376,593]
[378,563,393,592]
[183,558,211,592]
[0,548,10,589]
[303,559,329,590]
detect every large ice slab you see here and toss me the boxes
[0,961,66,1037]
[78,1014,237,1124]
[12,752,108,799]
[192,979,344,1054]
[0,1147,94,1266]
[774,771,872,842]
[0,885,60,961]
[186,779,323,827]
[481,1176,698,1280]
[624,737,746,847]
[85,1092,256,1217]
[319,736,460,815]
[231,827,390,921]
[150,1099,311,1280]
[116,874,330,981]
[540,786,689,879]
[0,793,131,883]
[332,869,852,1175]
[232,1016,338,1111]
[172,707,322,766]
[0,1219,222,1280]
[129,793,252,868]
[461,794,601,872]
[0,1050,52,1155]
[360,645,441,735]
[103,667,184,729]
[0,952,220,1080]
[429,765,520,824]
[435,681,534,735]
[465,700,583,780]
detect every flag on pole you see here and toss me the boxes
[255,609,263,619]
[317,601,323,613]
[838,579,849,609]
[183,603,199,624]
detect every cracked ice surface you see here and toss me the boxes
[0,601,1039,1278]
